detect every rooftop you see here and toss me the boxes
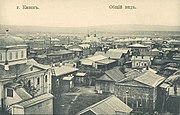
[76,95,132,115]
[128,43,148,48]
[11,93,54,108]
[134,70,165,87]
[96,58,116,65]
[108,48,129,53]
[88,55,107,62]
[97,67,125,82]
[131,56,152,61]
[0,34,26,48]
[47,50,73,56]
[52,66,79,76]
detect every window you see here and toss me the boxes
[37,77,40,85]
[9,52,12,60]
[21,51,24,58]
[15,52,18,59]
[7,88,13,97]
[0,53,2,60]
[30,67,33,71]
[144,63,147,66]
[136,62,139,66]
[45,75,47,82]
[100,82,110,91]
[28,80,31,87]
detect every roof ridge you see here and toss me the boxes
[77,95,115,114]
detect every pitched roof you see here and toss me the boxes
[76,95,132,115]
[131,56,152,61]
[97,74,114,81]
[119,69,141,82]
[52,66,79,76]
[116,80,151,88]
[108,48,129,53]
[97,67,125,82]
[12,93,53,108]
[88,55,107,62]
[79,44,90,48]
[69,48,82,52]
[96,58,116,65]
[80,55,108,65]
[47,50,73,56]
[15,88,32,100]
[134,71,165,87]
[128,43,148,48]
[94,51,123,59]
[105,68,125,81]
[0,64,31,78]
[76,72,86,77]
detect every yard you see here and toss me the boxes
[69,94,110,114]
[53,86,110,114]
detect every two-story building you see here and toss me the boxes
[114,70,165,114]
[0,33,53,114]
[131,56,153,68]
[51,65,79,94]
[80,55,117,71]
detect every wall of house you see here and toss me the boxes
[114,84,154,113]
[11,105,24,114]
[7,48,27,61]
[24,98,53,114]
[27,73,51,96]
[0,50,6,62]
[0,82,3,109]
[5,88,22,108]
[22,67,51,96]
[132,60,150,68]
[82,48,90,56]
[96,81,115,93]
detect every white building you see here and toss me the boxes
[0,33,53,114]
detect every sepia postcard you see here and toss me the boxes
[0,0,180,115]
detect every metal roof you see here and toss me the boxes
[52,66,78,76]
[76,95,133,115]
[97,67,125,82]
[96,58,116,65]
[13,93,54,108]
[134,71,165,87]
[0,35,26,48]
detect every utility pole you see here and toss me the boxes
[126,90,129,113]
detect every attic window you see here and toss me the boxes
[7,88,13,97]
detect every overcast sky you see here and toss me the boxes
[0,0,180,27]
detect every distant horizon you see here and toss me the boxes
[1,24,180,28]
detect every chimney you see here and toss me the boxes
[5,29,9,37]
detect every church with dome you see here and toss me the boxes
[0,34,27,70]
[0,32,54,114]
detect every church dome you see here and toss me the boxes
[0,34,25,48]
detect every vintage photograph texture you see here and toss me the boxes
[0,0,180,114]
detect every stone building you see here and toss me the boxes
[114,70,165,114]
[0,33,53,114]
